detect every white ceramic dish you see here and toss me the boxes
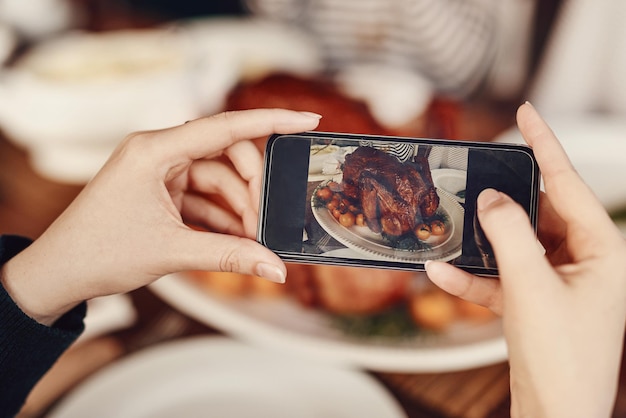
[149,274,507,373]
[49,336,407,418]
[0,18,322,183]
[494,115,626,213]
[0,29,204,183]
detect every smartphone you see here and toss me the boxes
[257,131,540,276]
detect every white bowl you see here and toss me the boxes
[308,144,341,174]
[0,18,322,183]
[431,169,467,204]
[494,114,626,213]
[0,29,207,182]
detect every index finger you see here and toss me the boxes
[517,103,619,253]
[161,109,322,162]
[516,103,574,181]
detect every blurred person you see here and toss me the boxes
[244,0,538,102]
[95,0,541,128]
[0,108,321,416]
[529,0,626,116]
[426,102,626,417]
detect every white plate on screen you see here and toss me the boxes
[49,336,407,418]
[149,274,506,373]
[312,187,464,264]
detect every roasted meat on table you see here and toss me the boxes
[341,146,439,236]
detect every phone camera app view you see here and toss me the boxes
[307,140,465,265]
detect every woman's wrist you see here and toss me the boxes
[0,242,79,327]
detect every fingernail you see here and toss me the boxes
[298,111,323,120]
[523,100,533,108]
[477,188,501,211]
[255,263,286,284]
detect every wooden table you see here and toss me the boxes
[2,106,625,417]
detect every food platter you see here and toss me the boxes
[311,187,464,263]
[149,273,507,373]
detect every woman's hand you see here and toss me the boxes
[425,103,626,417]
[1,109,321,326]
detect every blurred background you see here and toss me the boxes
[1,0,626,417]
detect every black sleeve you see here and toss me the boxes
[0,235,87,418]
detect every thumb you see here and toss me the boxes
[170,230,286,284]
[476,188,549,288]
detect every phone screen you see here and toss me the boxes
[258,132,540,276]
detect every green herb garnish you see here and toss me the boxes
[330,305,421,339]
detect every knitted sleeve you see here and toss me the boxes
[0,235,86,418]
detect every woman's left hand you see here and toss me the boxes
[1,109,321,325]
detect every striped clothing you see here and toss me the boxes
[245,0,497,97]
[358,140,416,162]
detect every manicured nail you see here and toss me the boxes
[255,263,286,284]
[298,111,323,119]
[477,188,501,211]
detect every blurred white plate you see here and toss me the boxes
[50,336,406,418]
[494,115,626,212]
[79,294,137,343]
[149,273,506,373]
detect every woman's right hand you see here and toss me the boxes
[426,102,626,417]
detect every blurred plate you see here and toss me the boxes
[494,115,626,212]
[149,274,506,372]
[312,187,463,263]
[50,336,406,418]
